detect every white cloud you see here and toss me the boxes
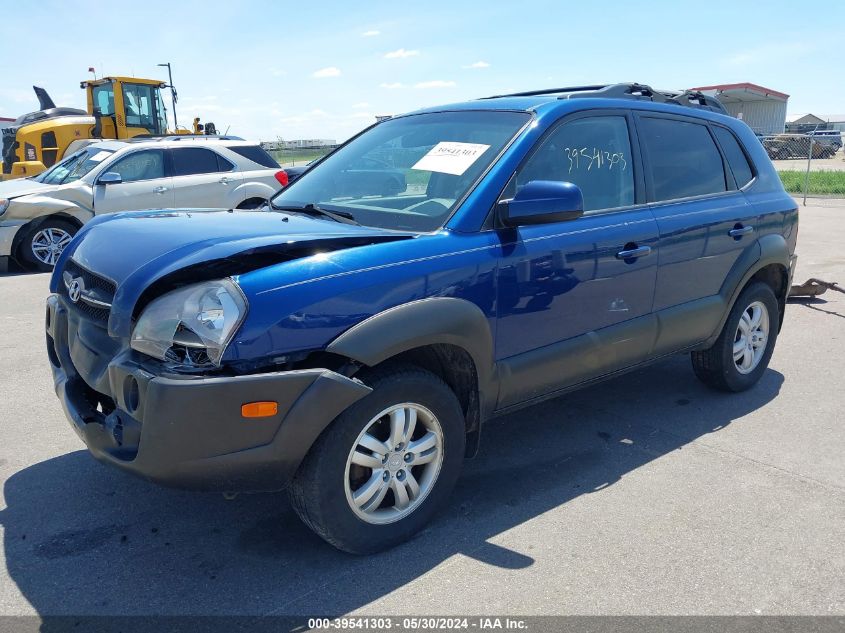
[270,67,287,77]
[351,102,369,108]
[384,48,420,59]
[414,80,456,89]
[362,30,380,37]
[312,67,341,78]
[379,82,404,89]
[462,61,490,69]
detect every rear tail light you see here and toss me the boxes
[274,170,289,187]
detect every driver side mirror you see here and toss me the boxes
[97,172,122,185]
[497,180,584,227]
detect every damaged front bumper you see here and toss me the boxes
[46,294,371,491]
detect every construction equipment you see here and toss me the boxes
[1,76,216,180]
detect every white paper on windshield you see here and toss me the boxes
[89,151,111,163]
[412,142,491,176]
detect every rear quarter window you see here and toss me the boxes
[227,145,280,169]
[640,117,727,201]
[712,126,754,188]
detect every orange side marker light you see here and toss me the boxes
[241,401,278,418]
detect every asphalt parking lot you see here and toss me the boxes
[0,200,843,618]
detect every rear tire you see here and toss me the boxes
[18,217,78,272]
[691,281,779,392]
[289,364,465,554]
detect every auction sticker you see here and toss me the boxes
[89,151,111,162]
[412,142,490,176]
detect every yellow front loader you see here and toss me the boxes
[1,76,215,180]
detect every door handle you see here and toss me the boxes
[153,186,168,194]
[219,177,232,184]
[729,225,754,238]
[616,245,652,260]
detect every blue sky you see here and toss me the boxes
[2,0,843,142]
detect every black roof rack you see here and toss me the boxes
[481,82,728,115]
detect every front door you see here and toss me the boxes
[494,113,660,409]
[93,149,174,213]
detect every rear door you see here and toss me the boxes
[169,147,242,208]
[494,112,660,408]
[93,148,174,213]
[636,114,758,356]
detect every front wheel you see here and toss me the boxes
[691,281,779,392]
[289,364,466,554]
[18,218,78,272]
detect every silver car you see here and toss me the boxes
[0,137,287,270]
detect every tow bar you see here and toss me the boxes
[789,278,844,298]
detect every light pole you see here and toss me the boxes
[157,62,178,130]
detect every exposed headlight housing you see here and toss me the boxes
[130,279,247,368]
[0,199,8,217]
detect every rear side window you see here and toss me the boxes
[640,117,726,201]
[512,115,635,211]
[170,148,232,176]
[712,126,754,188]
[227,145,280,169]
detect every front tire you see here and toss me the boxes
[289,364,466,554]
[691,281,779,392]
[18,218,78,272]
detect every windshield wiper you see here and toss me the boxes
[271,202,359,225]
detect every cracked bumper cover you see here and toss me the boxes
[45,294,372,491]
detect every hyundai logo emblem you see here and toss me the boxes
[68,278,83,303]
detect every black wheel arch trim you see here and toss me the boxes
[708,232,790,344]
[326,297,497,418]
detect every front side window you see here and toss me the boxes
[640,117,726,201]
[34,147,115,185]
[107,149,166,182]
[171,148,230,176]
[270,110,531,232]
[507,115,635,212]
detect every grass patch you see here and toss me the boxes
[778,170,845,195]
[270,148,332,167]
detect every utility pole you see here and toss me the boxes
[157,62,178,129]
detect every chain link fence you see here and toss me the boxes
[757,131,845,203]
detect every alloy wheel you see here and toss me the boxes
[733,300,770,374]
[344,403,444,525]
[30,227,72,267]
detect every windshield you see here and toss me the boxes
[33,146,114,185]
[270,110,530,231]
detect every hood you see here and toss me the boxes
[52,208,414,338]
[0,177,58,199]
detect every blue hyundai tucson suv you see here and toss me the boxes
[46,83,798,553]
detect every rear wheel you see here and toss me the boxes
[289,364,465,554]
[691,281,779,392]
[18,218,78,272]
